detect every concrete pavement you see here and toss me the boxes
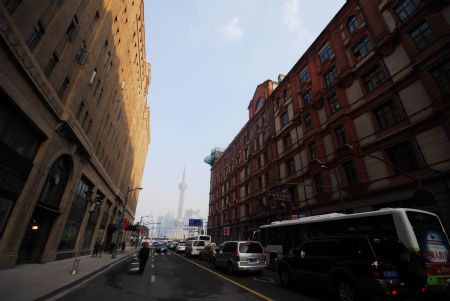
[0,247,137,301]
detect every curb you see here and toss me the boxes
[35,251,138,301]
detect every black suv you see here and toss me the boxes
[278,235,425,301]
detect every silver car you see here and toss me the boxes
[213,241,266,274]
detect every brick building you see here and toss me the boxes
[0,0,150,269]
[207,0,450,243]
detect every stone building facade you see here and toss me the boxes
[207,0,450,243]
[0,0,150,269]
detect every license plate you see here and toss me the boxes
[383,270,398,278]
[248,258,257,264]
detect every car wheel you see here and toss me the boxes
[279,268,292,287]
[334,279,359,301]
[227,262,234,275]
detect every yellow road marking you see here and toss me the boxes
[172,252,275,301]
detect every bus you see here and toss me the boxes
[258,208,450,290]
[186,235,211,245]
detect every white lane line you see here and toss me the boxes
[150,275,156,283]
[151,264,155,268]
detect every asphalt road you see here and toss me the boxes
[57,249,324,301]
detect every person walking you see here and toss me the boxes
[92,241,100,257]
[138,242,150,275]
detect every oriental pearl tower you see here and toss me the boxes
[177,165,187,226]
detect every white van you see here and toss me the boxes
[185,240,205,257]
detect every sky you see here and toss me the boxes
[135,0,346,223]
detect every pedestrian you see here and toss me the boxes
[98,242,103,258]
[138,242,150,275]
[121,241,126,253]
[92,241,100,257]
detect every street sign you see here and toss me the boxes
[188,219,203,227]
[267,191,290,202]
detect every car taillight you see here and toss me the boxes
[235,252,240,261]
[389,290,398,296]
[421,287,428,293]
[371,261,380,278]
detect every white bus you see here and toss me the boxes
[258,208,450,290]
[186,235,211,245]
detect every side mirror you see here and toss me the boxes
[300,250,306,259]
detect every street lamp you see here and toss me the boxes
[111,186,142,258]
[71,188,104,275]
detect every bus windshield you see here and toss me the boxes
[407,211,450,274]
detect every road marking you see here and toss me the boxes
[151,264,155,268]
[172,253,274,301]
[150,275,155,283]
[252,276,276,284]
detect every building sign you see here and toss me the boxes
[267,191,291,210]
[188,219,203,227]
[223,226,231,236]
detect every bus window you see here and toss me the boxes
[268,228,281,245]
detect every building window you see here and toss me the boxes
[314,174,325,194]
[328,93,340,114]
[431,60,450,94]
[89,69,97,85]
[309,142,317,160]
[387,141,418,172]
[410,21,436,50]
[352,36,373,59]
[58,77,70,97]
[255,96,264,111]
[284,89,291,103]
[324,66,338,87]
[26,21,44,50]
[44,53,59,77]
[299,67,310,84]
[319,42,334,63]
[91,10,100,29]
[283,134,292,151]
[286,159,295,175]
[304,114,312,130]
[395,0,421,22]
[363,65,385,92]
[335,125,347,146]
[288,186,299,203]
[302,89,313,106]
[66,15,79,41]
[343,161,358,185]
[281,112,289,126]
[347,16,359,33]
[373,99,403,130]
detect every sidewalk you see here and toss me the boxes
[0,247,137,301]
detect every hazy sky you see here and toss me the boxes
[136,0,346,222]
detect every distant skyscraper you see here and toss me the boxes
[177,165,187,224]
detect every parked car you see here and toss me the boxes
[199,243,217,262]
[155,243,167,253]
[214,241,266,274]
[277,234,421,301]
[175,242,186,253]
[185,240,205,257]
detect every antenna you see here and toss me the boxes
[177,164,187,224]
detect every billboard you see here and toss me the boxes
[188,219,203,227]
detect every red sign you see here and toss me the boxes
[223,226,231,236]
[121,218,127,230]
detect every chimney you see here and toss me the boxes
[278,74,286,82]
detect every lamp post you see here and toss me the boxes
[71,188,104,275]
[111,186,142,258]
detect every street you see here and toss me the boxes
[57,249,323,301]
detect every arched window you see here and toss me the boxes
[37,156,70,209]
[347,16,359,33]
[255,97,264,111]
